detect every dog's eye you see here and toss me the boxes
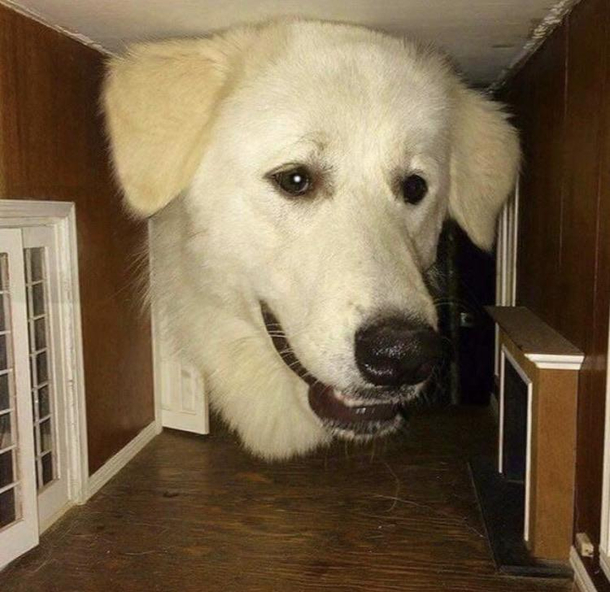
[402,174,428,205]
[272,167,312,197]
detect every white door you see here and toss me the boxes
[0,228,39,568]
[149,222,209,436]
[22,226,70,532]
[155,318,209,435]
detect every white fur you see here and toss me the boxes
[103,19,519,460]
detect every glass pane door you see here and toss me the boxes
[22,226,69,532]
[0,229,38,569]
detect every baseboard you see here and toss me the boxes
[571,547,597,592]
[86,422,158,500]
[39,500,74,534]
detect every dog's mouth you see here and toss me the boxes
[261,304,405,436]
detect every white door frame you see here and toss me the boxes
[0,228,39,568]
[148,220,209,436]
[498,344,533,543]
[598,296,610,580]
[0,200,88,507]
[494,181,520,379]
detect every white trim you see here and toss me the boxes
[571,546,599,592]
[499,345,533,543]
[0,201,88,504]
[0,200,73,220]
[149,219,209,436]
[525,352,584,370]
[38,501,72,535]
[0,229,40,569]
[494,182,519,383]
[86,422,157,499]
[599,296,610,580]
[148,220,164,437]
[0,0,113,56]
[510,178,521,306]
[22,225,71,531]
[491,0,582,91]
[0,201,89,511]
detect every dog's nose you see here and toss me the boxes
[355,317,443,387]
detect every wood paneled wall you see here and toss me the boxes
[502,0,610,549]
[0,5,155,473]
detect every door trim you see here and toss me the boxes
[498,344,533,542]
[0,228,39,568]
[0,200,88,508]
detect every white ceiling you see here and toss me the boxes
[5,0,573,84]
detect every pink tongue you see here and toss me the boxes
[308,383,400,423]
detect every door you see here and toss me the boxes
[22,226,70,532]
[155,316,209,435]
[149,221,209,435]
[0,229,39,568]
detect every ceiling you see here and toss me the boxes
[4,0,574,84]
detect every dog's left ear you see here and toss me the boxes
[449,86,520,250]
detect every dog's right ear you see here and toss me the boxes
[103,34,251,217]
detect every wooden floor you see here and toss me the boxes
[1,407,570,592]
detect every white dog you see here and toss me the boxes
[103,19,519,460]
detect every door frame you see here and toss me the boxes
[0,200,88,510]
[148,219,209,436]
[0,228,39,568]
[498,344,533,543]
[599,297,610,580]
[494,180,520,380]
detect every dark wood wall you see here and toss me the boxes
[502,0,610,551]
[0,5,155,473]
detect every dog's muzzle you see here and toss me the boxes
[261,304,440,438]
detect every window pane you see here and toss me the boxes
[0,294,6,333]
[41,452,54,485]
[33,318,46,351]
[36,351,48,385]
[0,334,8,370]
[0,451,14,488]
[32,283,45,317]
[40,419,52,453]
[25,246,58,494]
[0,414,12,449]
[38,385,50,417]
[0,487,16,528]
[29,249,44,282]
[29,356,35,388]
[0,373,9,411]
[0,255,7,291]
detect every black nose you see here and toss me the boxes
[355,317,443,387]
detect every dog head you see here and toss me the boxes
[104,19,519,458]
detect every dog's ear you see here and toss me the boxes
[449,86,520,250]
[103,34,251,217]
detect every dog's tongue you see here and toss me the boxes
[308,383,400,423]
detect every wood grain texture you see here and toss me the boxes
[502,0,610,552]
[0,409,571,592]
[487,307,582,358]
[0,4,155,472]
[500,333,578,561]
[505,24,567,330]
